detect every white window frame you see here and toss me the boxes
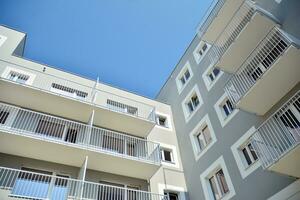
[231,126,261,179]
[214,93,238,127]
[2,66,36,85]
[200,156,235,200]
[159,143,179,168]
[176,62,193,94]
[202,63,223,91]
[193,41,211,64]
[160,148,174,163]
[189,114,217,161]
[0,34,7,47]
[182,85,203,122]
[155,112,172,130]
[158,184,186,200]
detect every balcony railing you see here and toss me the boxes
[0,166,168,200]
[251,90,300,169]
[196,0,226,38]
[0,59,156,123]
[224,27,291,105]
[206,0,256,64]
[0,102,161,165]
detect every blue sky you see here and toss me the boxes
[1,0,213,98]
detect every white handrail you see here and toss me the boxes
[251,90,300,169]
[224,27,291,106]
[0,166,168,200]
[0,102,161,165]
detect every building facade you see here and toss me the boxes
[1,0,300,200]
[157,0,300,200]
[0,26,187,200]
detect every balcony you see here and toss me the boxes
[0,103,161,179]
[0,167,167,200]
[0,59,156,137]
[251,91,300,178]
[197,0,244,43]
[202,0,278,74]
[224,27,300,115]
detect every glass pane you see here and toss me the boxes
[208,73,215,82]
[202,126,212,144]
[209,177,220,200]
[248,143,258,161]
[12,169,52,199]
[192,95,199,107]
[187,102,194,113]
[51,175,69,200]
[216,169,229,195]
[213,68,220,77]
[164,150,172,162]
[184,70,190,80]
[242,148,252,165]
[222,105,230,117]
[197,133,205,151]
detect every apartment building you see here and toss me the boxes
[157,0,300,200]
[0,26,187,200]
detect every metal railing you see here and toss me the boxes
[0,59,156,123]
[206,0,256,64]
[224,27,291,105]
[0,167,168,200]
[0,102,161,165]
[251,90,300,169]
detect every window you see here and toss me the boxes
[190,114,217,161]
[164,191,179,200]
[64,128,78,143]
[161,148,173,163]
[222,99,234,118]
[156,115,168,128]
[231,126,261,179]
[51,83,88,100]
[200,156,235,200]
[202,63,223,91]
[176,62,193,93]
[197,125,212,151]
[187,94,200,113]
[193,41,211,64]
[214,93,238,127]
[241,142,258,166]
[107,99,138,116]
[182,85,203,121]
[7,71,30,84]
[12,167,52,199]
[35,119,65,139]
[209,169,229,200]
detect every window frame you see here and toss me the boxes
[200,156,235,200]
[214,93,239,127]
[202,63,223,91]
[159,143,179,168]
[189,114,217,161]
[231,126,261,179]
[181,85,203,122]
[160,148,174,163]
[176,62,193,94]
[193,41,211,64]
